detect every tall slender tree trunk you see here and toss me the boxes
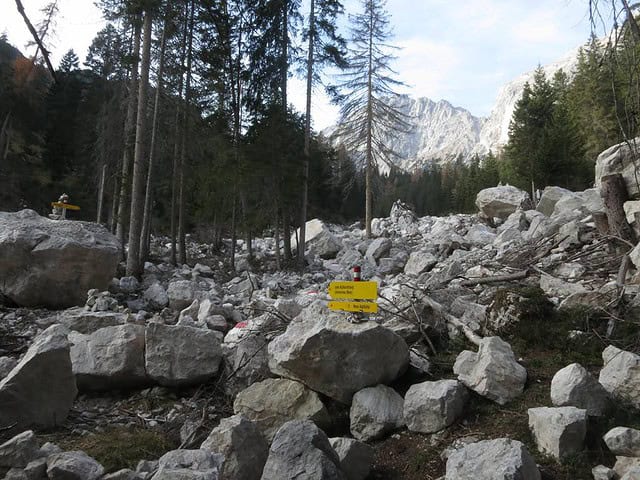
[110,175,119,233]
[126,9,153,277]
[178,0,195,266]
[116,19,142,257]
[230,192,237,271]
[274,200,281,270]
[283,211,292,262]
[299,0,315,267]
[170,2,189,266]
[96,163,107,223]
[140,16,168,263]
[365,5,374,238]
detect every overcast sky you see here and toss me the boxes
[2,0,598,129]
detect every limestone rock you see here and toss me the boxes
[145,323,222,387]
[550,363,610,416]
[595,137,640,199]
[475,186,531,220]
[69,324,148,391]
[56,308,127,334]
[234,378,329,442]
[0,209,120,308]
[365,238,392,265]
[200,414,268,480]
[599,346,640,408]
[453,337,526,405]
[268,302,408,403]
[614,457,640,479]
[0,357,17,379]
[329,437,373,480]
[102,469,144,480]
[0,325,77,432]
[527,406,587,461]
[151,449,223,480]
[539,274,587,298]
[403,251,438,277]
[404,380,468,434]
[144,283,169,310]
[592,465,616,480]
[349,385,404,441]
[604,427,640,457]
[260,420,344,480]
[445,438,540,480]
[621,466,640,480]
[222,326,272,396]
[46,451,104,480]
[537,186,573,217]
[0,431,40,468]
[167,280,197,311]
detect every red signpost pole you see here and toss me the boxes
[352,266,361,282]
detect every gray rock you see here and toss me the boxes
[0,357,18,379]
[403,251,438,277]
[476,186,531,220]
[453,337,526,405]
[592,464,617,480]
[260,420,344,480]
[23,457,47,479]
[595,137,640,199]
[404,380,468,434]
[119,276,140,293]
[233,378,329,442]
[102,469,144,480]
[179,300,201,323]
[621,466,640,480]
[329,437,373,480]
[604,427,640,457]
[349,385,404,441]
[445,438,540,480]
[144,283,169,310]
[309,229,343,260]
[0,325,77,432]
[0,209,120,308]
[167,280,197,310]
[69,324,148,391]
[599,346,640,408]
[222,327,272,396]
[200,414,268,480]
[550,363,610,416]
[465,224,497,245]
[151,449,223,480]
[539,274,587,298]
[537,186,573,216]
[268,301,408,403]
[46,451,104,480]
[527,406,587,461]
[145,323,222,387]
[615,457,640,479]
[365,238,392,265]
[56,308,127,334]
[0,431,40,468]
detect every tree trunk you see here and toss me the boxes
[178,0,195,266]
[230,193,237,271]
[110,175,119,233]
[274,205,281,270]
[96,163,107,224]
[365,5,374,238]
[116,19,142,259]
[140,15,168,264]
[126,9,153,277]
[601,173,636,249]
[283,210,292,262]
[299,0,315,267]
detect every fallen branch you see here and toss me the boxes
[14,0,57,82]
[460,270,528,287]
[421,296,483,347]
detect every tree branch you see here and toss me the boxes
[14,0,57,83]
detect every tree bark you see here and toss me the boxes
[299,0,315,267]
[116,19,141,259]
[96,163,107,224]
[126,9,153,277]
[365,5,374,238]
[140,15,168,263]
[600,173,636,248]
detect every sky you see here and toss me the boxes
[2,0,599,130]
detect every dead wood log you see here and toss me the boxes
[421,296,482,346]
[460,270,528,287]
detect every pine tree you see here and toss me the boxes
[58,49,79,73]
[330,0,411,237]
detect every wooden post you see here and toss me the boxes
[600,173,637,250]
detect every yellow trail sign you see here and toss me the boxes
[328,301,378,314]
[328,281,377,300]
[51,202,81,211]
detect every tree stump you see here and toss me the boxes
[600,173,637,250]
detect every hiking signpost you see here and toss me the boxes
[328,267,378,313]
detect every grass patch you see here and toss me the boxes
[58,427,176,473]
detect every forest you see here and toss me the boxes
[1,0,639,273]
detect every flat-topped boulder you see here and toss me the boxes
[475,186,531,220]
[0,210,120,308]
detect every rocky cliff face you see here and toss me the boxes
[330,46,581,171]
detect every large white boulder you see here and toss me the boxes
[69,324,148,391]
[145,323,222,387]
[268,302,409,403]
[445,438,540,480]
[595,137,640,199]
[349,385,404,441]
[527,406,587,461]
[260,420,344,480]
[598,346,640,408]
[604,427,640,457]
[0,325,77,432]
[550,363,610,416]
[0,210,120,308]
[404,380,468,434]
[536,186,573,217]
[475,186,531,220]
[233,378,330,442]
[200,414,268,480]
[291,219,333,253]
[453,337,526,405]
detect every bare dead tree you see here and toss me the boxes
[13,0,58,82]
